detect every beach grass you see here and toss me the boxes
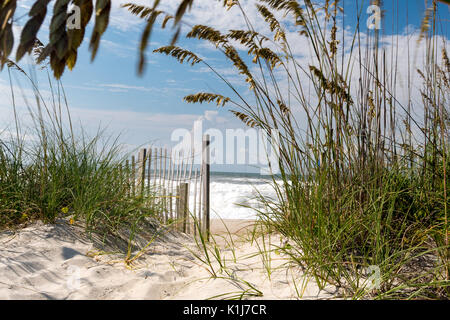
[0,57,158,250]
[0,0,448,301]
[153,0,449,299]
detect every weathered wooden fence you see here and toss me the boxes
[122,135,210,239]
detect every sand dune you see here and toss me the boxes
[0,219,338,300]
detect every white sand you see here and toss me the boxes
[0,219,338,300]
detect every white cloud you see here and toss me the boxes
[92,82,192,94]
[100,39,137,58]
[98,83,157,92]
[6,1,449,158]
[0,75,240,150]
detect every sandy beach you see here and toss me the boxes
[0,218,337,300]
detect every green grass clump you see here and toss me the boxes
[0,57,157,249]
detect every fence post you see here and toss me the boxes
[147,147,152,195]
[179,183,189,233]
[202,134,210,241]
[164,188,168,223]
[137,148,147,195]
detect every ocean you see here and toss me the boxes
[147,171,279,220]
[207,171,278,219]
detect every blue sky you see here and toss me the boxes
[1,0,449,172]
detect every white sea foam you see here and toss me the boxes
[209,180,274,219]
[194,173,279,220]
[145,172,280,220]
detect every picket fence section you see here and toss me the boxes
[122,135,210,239]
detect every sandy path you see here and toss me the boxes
[0,219,337,300]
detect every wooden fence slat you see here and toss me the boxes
[169,151,174,221]
[159,147,163,191]
[198,166,203,233]
[125,159,130,197]
[138,148,146,195]
[202,135,210,240]
[192,168,199,236]
[119,164,123,193]
[153,148,158,188]
[179,183,189,233]
[163,149,167,188]
[176,155,182,184]
[131,155,136,197]
[147,148,152,194]
[183,151,188,180]
[163,149,168,221]
[188,148,194,180]
[175,184,180,230]
[162,187,167,223]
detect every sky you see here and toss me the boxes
[1,0,449,173]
